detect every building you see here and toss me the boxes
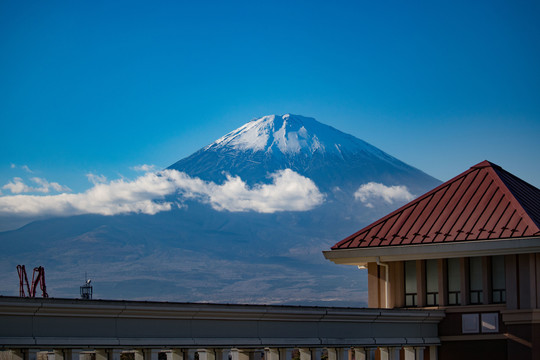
[0,297,443,360]
[324,160,540,360]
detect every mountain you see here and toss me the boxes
[170,114,436,194]
[0,114,440,306]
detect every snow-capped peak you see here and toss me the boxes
[205,114,371,156]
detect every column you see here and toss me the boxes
[482,256,492,304]
[368,262,380,308]
[518,253,537,309]
[437,259,448,306]
[378,348,389,360]
[428,346,438,360]
[416,260,426,307]
[198,350,216,360]
[298,349,311,360]
[392,261,405,308]
[401,347,414,360]
[134,351,144,360]
[352,348,365,360]
[460,257,470,305]
[414,347,424,360]
[505,254,518,309]
[230,349,250,360]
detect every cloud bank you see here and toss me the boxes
[0,169,325,217]
[354,182,414,208]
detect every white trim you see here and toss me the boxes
[323,237,540,265]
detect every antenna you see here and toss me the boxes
[80,272,93,300]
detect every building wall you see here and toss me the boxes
[365,252,540,360]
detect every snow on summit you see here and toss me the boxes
[206,114,373,156]
[170,113,439,195]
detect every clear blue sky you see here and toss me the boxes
[1,0,539,193]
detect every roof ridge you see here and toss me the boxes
[490,165,540,232]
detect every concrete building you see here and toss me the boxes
[0,297,443,360]
[324,161,540,360]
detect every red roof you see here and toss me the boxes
[332,161,540,250]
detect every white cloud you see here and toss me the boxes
[354,182,414,208]
[0,169,325,217]
[131,164,157,172]
[31,177,71,192]
[167,169,325,213]
[86,173,107,184]
[10,164,33,173]
[2,177,71,194]
[3,178,29,194]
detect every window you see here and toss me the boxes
[404,260,417,307]
[469,257,483,304]
[425,259,438,306]
[492,255,506,303]
[447,258,461,305]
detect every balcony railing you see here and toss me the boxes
[448,291,461,305]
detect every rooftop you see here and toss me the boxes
[332,160,540,250]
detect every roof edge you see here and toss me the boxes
[325,236,540,265]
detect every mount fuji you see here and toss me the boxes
[170,114,435,194]
[0,114,439,305]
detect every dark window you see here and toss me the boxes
[404,260,417,307]
[469,257,483,304]
[426,259,439,306]
[492,255,506,303]
[447,258,461,305]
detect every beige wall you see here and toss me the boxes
[366,253,540,311]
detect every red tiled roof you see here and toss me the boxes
[332,161,540,250]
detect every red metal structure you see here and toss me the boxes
[16,265,48,298]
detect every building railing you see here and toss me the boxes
[405,293,417,307]
[448,291,461,305]
[492,288,506,304]
[469,290,483,304]
[426,292,438,306]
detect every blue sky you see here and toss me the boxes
[1,0,539,196]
